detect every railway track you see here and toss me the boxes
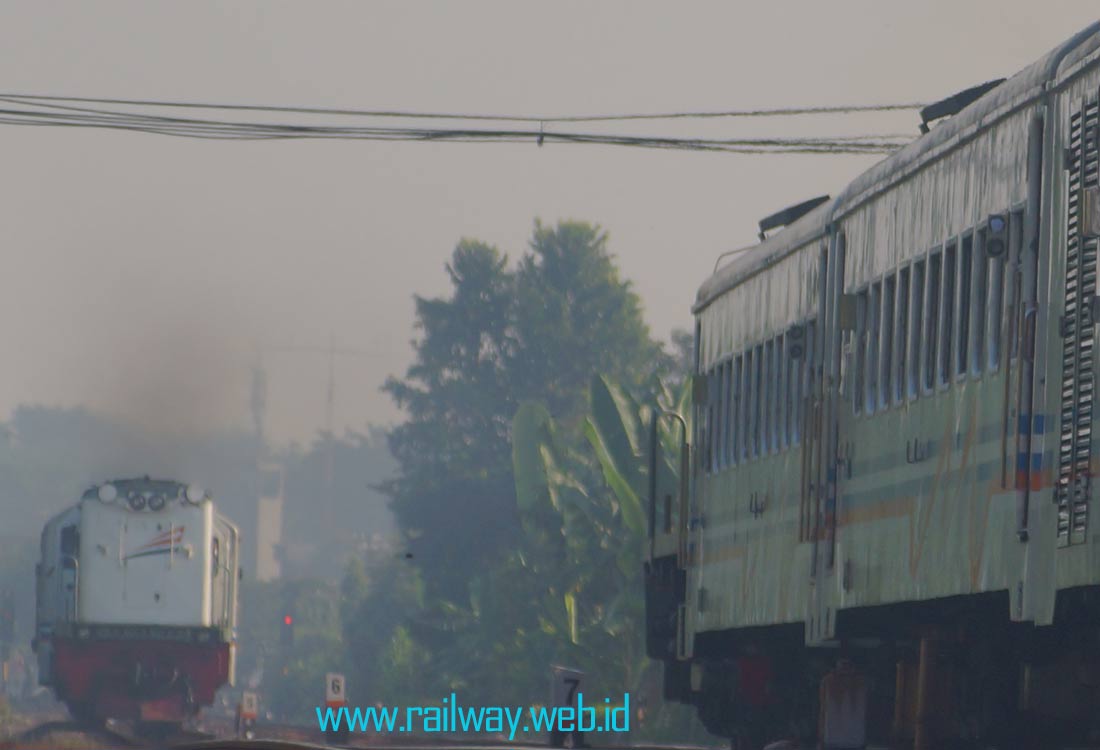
[1,718,216,749]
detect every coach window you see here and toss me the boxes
[724,358,735,467]
[882,274,896,408]
[941,242,956,387]
[958,234,973,377]
[987,229,1005,370]
[717,360,727,468]
[708,365,719,472]
[867,282,882,412]
[854,290,868,414]
[792,332,800,444]
[768,339,779,453]
[895,267,909,403]
[732,355,743,464]
[777,333,787,449]
[925,251,942,392]
[753,344,764,458]
[972,230,989,374]
[803,320,817,437]
[721,358,730,466]
[1007,210,1025,362]
[744,348,754,461]
[910,260,925,397]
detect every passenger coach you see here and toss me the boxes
[645,21,1100,749]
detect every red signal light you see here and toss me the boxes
[283,615,293,626]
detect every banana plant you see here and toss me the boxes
[510,374,691,693]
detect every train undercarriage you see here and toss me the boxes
[652,580,1100,749]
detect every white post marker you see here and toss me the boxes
[241,691,259,720]
[549,666,584,748]
[238,691,259,739]
[326,672,347,709]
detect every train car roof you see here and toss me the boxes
[833,21,1100,219]
[694,21,1100,315]
[694,199,830,313]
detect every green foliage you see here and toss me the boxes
[509,374,691,709]
[353,219,694,731]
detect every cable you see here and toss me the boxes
[0,92,928,123]
[0,94,921,155]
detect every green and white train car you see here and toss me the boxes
[645,21,1100,748]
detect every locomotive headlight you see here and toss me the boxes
[148,494,166,511]
[97,484,118,502]
[128,493,147,511]
[185,484,205,504]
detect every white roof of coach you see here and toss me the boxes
[833,21,1100,221]
[694,21,1100,314]
[694,199,830,313]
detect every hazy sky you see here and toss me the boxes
[0,2,1095,444]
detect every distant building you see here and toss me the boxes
[254,464,284,582]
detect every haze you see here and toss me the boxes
[0,1,1094,443]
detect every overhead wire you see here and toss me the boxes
[0,93,926,155]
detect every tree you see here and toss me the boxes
[512,221,668,425]
[378,221,678,708]
[381,239,519,602]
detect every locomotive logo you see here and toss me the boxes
[124,527,186,561]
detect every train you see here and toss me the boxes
[33,476,240,727]
[644,21,1100,750]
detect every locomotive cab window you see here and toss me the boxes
[60,525,79,557]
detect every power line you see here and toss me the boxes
[0,92,928,123]
[0,93,923,155]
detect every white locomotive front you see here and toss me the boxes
[34,477,239,725]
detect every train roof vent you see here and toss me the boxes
[919,78,1006,133]
[757,195,830,240]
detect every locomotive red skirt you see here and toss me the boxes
[46,623,232,723]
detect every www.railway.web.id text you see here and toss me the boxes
[316,692,630,740]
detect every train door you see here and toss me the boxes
[806,231,846,644]
[1012,115,1046,542]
